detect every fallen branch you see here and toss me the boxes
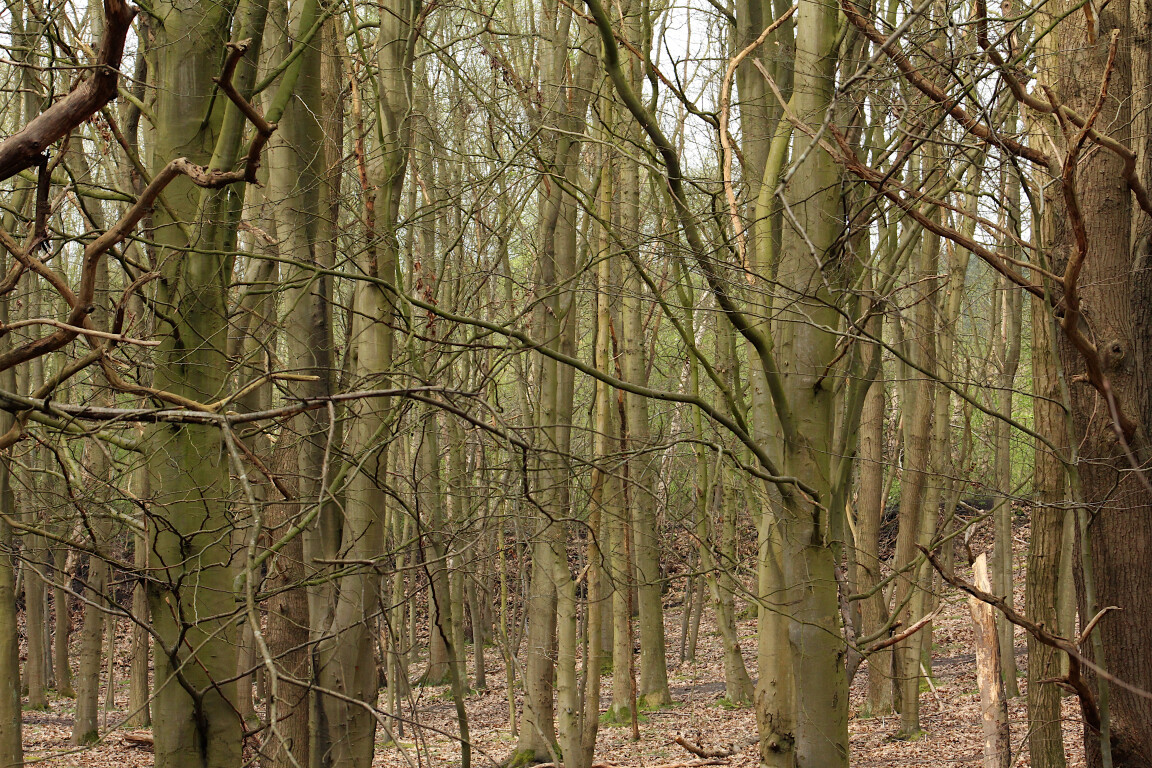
[0,384,464,424]
[674,735,735,759]
[120,731,154,751]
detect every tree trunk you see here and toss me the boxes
[23,533,48,711]
[126,528,150,727]
[72,549,109,745]
[970,555,1011,768]
[617,0,670,707]
[143,0,264,758]
[1027,289,1068,768]
[0,446,21,768]
[52,547,72,698]
[1048,4,1152,764]
[773,0,850,762]
[856,285,892,715]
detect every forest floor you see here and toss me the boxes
[19,514,1089,767]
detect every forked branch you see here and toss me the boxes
[0,42,276,381]
[0,0,137,182]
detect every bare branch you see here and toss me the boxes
[0,0,137,182]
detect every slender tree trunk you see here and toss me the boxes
[513,4,593,760]
[991,158,1024,695]
[126,527,150,726]
[700,454,754,704]
[23,533,47,711]
[420,410,454,685]
[856,284,892,716]
[1028,288,1068,768]
[263,444,310,768]
[892,180,938,737]
[0,410,20,768]
[72,547,109,745]
[313,4,411,765]
[52,547,72,698]
[617,0,670,707]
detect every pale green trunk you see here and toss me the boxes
[773,0,849,762]
[144,0,250,762]
[856,287,891,715]
[892,172,937,735]
[991,158,1023,697]
[617,0,670,708]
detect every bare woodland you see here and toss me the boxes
[0,0,1149,765]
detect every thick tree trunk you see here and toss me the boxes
[1050,4,1152,764]
[770,3,850,764]
[143,0,263,759]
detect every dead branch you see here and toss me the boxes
[0,318,158,346]
[213,40,277,183]
[863,606,942,654]
[0,385,462,426]
[827,127,1049,300]
[120,731,154,751]
[674,736,735,759]
[971,0,1152,218]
